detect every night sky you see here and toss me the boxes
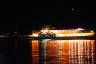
[0,1,96,34]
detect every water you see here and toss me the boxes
[32,39,95,64]
[0,38,32,64]
[0,38,95,64]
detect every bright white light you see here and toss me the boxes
[76,28,84,30]
[32,33,38,37]
[90,30,94,32]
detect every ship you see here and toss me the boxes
[31,27,95,38]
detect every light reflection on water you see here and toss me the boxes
[32,40,95,64]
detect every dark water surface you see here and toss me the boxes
[0,38,32,64]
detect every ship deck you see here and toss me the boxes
[24,36,96,40]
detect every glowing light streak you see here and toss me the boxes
[56,33,94,37]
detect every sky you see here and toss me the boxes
[0,2,96,33]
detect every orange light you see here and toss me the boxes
[56,32,95,37]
